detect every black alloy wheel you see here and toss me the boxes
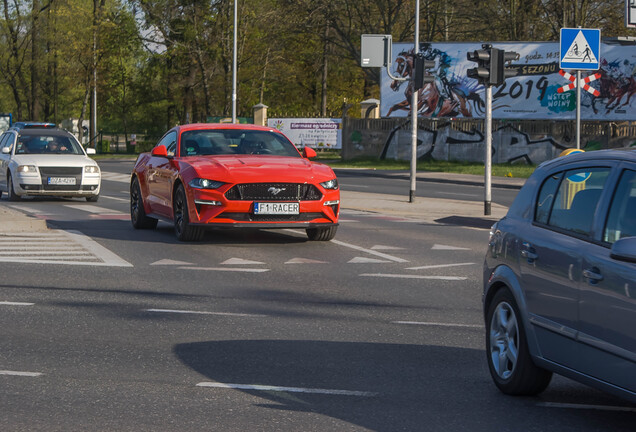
[173,184,204,242]
[130,177,158,229]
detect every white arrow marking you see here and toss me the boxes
[431,244,470,251]
[285,258,328,264]
[151,259,193,266]
[221,258,266,265]
[406,262,475,270]
[370,245,405,251]
[349,257,391,263]
[197,382,377,397]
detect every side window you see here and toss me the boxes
[156,131,177,157]
[535,173,562,224]
[0,133,9,151]
[547,167,611,236]
[604,170,636,243]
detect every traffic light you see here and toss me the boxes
[467,45,519,86]
[413,53,436,90]
[466,45,492,84]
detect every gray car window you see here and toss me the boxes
[547,167,610,236]
[604,170,636,243]
[535,173,562,224]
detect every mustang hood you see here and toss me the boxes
[184,155,335,183]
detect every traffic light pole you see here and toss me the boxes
[484,85,492,216]
[409,0,420,203]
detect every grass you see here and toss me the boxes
[322,156,536,179]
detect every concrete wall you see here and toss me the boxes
[342,118,636,165]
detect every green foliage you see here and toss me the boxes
[0,0,632,134]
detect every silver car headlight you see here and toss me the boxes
[17,165,38,173]
[189,178,224,189]
[84,165,100,174]
[320,178,339,190]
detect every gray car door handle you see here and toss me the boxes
[583,268,604,282]
[521,249,538,261]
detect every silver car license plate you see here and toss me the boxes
[254,202,299,215]
[48,177,76,185]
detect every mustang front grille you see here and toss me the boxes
[225,183,322,201]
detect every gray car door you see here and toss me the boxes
[577,167,636,392]
[519,167,611,367]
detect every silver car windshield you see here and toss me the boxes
[180,130,301,158]
[16,134,83,155]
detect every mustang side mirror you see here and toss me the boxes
[151,145,168,157]
[303,147,317,159]
[610,237,636,263]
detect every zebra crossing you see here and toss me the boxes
[0,230,132,267]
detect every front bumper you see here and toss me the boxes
[16,171,101,197]
[186,185,340,226]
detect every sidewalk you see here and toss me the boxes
[0,204,48,232]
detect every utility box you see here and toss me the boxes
[361,34,392,68]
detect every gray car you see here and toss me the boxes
[484,149,636,402]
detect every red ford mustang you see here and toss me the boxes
[130,123,340,241]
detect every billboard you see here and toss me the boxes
[381,41,636,120]
[268,118,342,149]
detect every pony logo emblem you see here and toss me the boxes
[268,187,286,196]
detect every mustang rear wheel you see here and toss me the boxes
[130,177,158,229]
[485,288,552,396]
[7,173,20,201]
[306,225,337,241]
[173,184,204,242]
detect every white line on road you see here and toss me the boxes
[145,309,264,317]
[360,273,467,281]
[196,382,377,397]
[64,204,125,215]
[101,195,130,203]
[330,239,409,263]
[0,301,34,306]
[0,370,42,377]
[178,267,269,273]
[64,230,133,267]
[537,402,636,413]
[406,262,475,270]
[393,321,483,328]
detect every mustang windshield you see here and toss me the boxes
[180,130,302,157]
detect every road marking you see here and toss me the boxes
[151,259,193,266]
[393,321,483,328]
[101,195,129,203]
[360,273,467,281]
[145,309,264,317]
[348,257,391,263]
[0,370,42,377]
[371,245,405,251]
[64,204,125,215]
[100,172,130,183]
[196,382,377,397]
[0,301,34,306]
[178,266,269,273]
[406,262,475,270]
[432,244,471,251]
[221,258,266,265]
[0,231,132,267]
[538,402,636,413]
[285,258,327,264]
[330,239,409,263]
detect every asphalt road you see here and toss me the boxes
[0,161,634,431]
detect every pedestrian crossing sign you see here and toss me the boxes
[560,28,601,70]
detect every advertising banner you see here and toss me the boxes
[268,118,342,149]
[381,42,636,120]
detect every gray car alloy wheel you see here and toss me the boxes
[489,301,519,380]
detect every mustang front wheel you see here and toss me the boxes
[485,288,552,396]
[173,184,204,242]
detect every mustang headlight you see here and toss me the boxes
[189,178,224,189]
[84,165,100,174]
[17,165,38,173]
[320,178,339,190]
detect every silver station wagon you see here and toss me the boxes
[484,149,636,402]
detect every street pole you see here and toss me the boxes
[232,0,238,123]
[576,70,581,149]
[484,85,492,215]
[409,0,419,203]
